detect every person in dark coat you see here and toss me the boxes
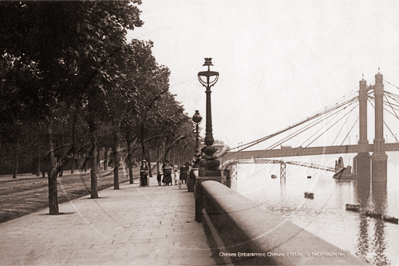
[162,159,173,186]
[180,165,188,184]
[186,160,195,192]
[157,172,162,186]
[140,160,149,187]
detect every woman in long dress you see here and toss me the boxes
[162,160,173,185]
[173,166,180,185]
[140,160,149,187]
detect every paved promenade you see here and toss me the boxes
[0,177,218,265]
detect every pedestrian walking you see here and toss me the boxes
[180,165,188,184]
[162,160,173,186]
[140,160,149,187]
[185,160,195,192]
[157,172,163,186]
[173,165,180,185]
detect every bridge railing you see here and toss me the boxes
[223,158,335,172]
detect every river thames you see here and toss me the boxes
[233,152,399,266]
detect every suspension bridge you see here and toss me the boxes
[220,71,399,181]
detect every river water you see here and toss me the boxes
[232,152,399,266]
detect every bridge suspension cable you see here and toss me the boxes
[253,88,383,151]
[332,104,357,145]
[266,101,358,150]
[232,94,359,152]
[370,92,399,120]
[384,120,399,143]
[383,92,399,121]
[339,117,358,146]
[384,79,399,90]
[381,88,399,143]
[369,95,396,118]
[306,107,346,147]
[384,91,399,111]
[266,107,345,150]
[305,104,358,147]
[384,90,399,102]
[266,107,343,150]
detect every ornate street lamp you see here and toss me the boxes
[198,58,220,171]
[192,110,202,155]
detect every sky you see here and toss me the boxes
[128,0,399,150]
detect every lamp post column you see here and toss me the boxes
[195,59,223,223]
[205,80,214,146]
[198,58,220,172]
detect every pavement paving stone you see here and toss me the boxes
[0,258,19,265]
[150,232,169,238]
[0,177,218,265]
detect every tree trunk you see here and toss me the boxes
[97,149,100,167]
[71,153,75,174]
[147,151,152,177]
[141,139,146,161]
[162,141,166,163]
[42,156,46,177]
[12,149,19,179]
[156,146,160,175]
[71,107,76,174]
[112,119,120,189]
[163,141,170,163]
[104,148,108,170]
[36,154,40,176]
[89,122,99,199]
[109,149,113,169]
[47,117,59,214]
[127,142,133,184]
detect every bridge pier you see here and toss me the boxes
[280,162,286,181]
[353,152,370,182]
[372,155,388,182]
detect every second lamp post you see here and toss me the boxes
[192,110,202,155]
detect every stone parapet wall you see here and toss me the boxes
[200,180,366,265]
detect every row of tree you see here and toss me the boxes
[0,1,196,214]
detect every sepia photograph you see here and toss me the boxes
[1,0,399,265]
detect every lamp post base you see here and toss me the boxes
[199,158,220,172]
[199,170,221,177]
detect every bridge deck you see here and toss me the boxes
[222,143,399,161]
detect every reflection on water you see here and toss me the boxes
[357,215,370,263]
[353,170,389,265]
[233,154,399,266]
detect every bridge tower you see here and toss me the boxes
[371,70,387,181]
[353,75,371,180]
